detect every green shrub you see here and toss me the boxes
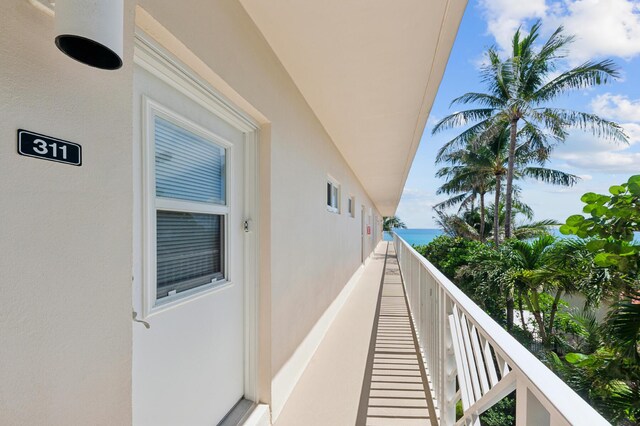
[414,235,485,280]
[479,394,516,426]
[416,235,510,324]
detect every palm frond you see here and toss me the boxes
[604,292,640,360]
[432,109,496,134]
[533,60,620,103]
[541,108,629,143]
[433,193,469,211]
[522,167,580,186]
[450,92,505,108]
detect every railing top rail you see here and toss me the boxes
[393,232,610,426]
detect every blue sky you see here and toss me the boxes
[397,0,640,228]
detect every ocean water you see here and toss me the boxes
[384,228,640,246]
[383,228,443,245]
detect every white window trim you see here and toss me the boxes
[327,175,341,214]
[142,97,234,314]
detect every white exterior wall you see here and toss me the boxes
[1,0,382,423]
[135,0,383,413]
[0,1,135,425]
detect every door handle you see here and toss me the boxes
[132,310,150,329]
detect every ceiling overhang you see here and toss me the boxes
[239,0,467,216]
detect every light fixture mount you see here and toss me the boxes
[30,0,124,70]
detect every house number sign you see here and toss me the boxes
[17,129,82,166]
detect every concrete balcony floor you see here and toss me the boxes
[275,242,437,426]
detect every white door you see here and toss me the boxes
[132,62,246,425]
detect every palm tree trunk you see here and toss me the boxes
[479,191,486,243]
[506,286,515,332]
[523,291,545,342]
[530,291,547,344]
[504,118,518,239]
[518,289,527,331]
[493,175,501,247]
[546,289,563,349]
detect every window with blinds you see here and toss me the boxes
[327,179,340,213]
[348,196,355,217]
[153,115,227,300]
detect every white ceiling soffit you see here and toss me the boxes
[239,0,467,216]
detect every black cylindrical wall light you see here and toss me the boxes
[54,0,124,70]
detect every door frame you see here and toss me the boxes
[361,205,365,263]
[133,30,261,403]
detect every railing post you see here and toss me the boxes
[430,273,438,399]
[517,379,552,426]
[419,264,427,360]
[441,293,457,425]
[411,254,420,332]
[516,379,527,426]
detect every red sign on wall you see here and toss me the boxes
[367,225,371,235]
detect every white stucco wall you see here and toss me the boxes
[0,1,135,425]
[1,0,383,422]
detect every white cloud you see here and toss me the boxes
[555,151,640,172]
[478,0,547,51]
[551,127,639,172]
[396,188,438,228]
[557,130,628,153]
[589,94,640,145]
[591,93,640,122]
[478,1,547,46]
[622,122,640,144]
[546,0,640,63]
[478,0,640,63]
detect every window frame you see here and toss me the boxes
[348,195,355,218]
[326,175,341,214]
[143,98,234,313]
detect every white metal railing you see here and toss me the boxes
[393,233,610,426]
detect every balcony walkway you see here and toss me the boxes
[275,242,437,426]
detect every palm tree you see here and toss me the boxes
[436,126,578,245]
[435,201,557,243]
[509,235,557,336]
[433,22,627,239]
[383,216,407,232]
[434,148,494,242]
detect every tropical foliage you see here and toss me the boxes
[435,124,577,245]
[433,21,626,242]
[383,216,407,231]
[560,174,640,280]
[416,176,640,424]
[550,175,640,423]
[434,202,558,244]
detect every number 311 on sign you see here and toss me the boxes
[17,129,82,166]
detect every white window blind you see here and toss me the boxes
[152,114,228,300]
[156,211,224,299]
[155,116,226,205]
